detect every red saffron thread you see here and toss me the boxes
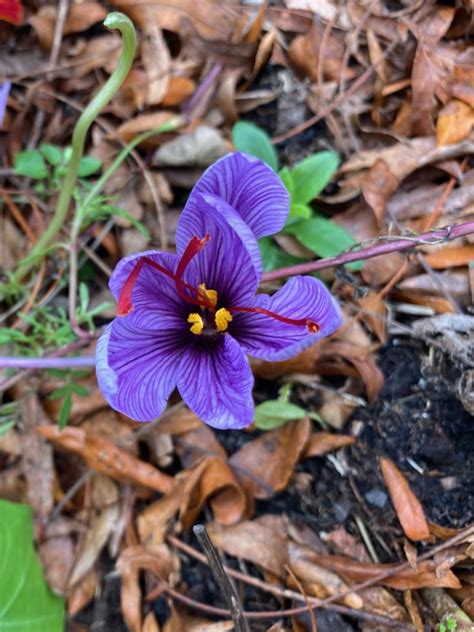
[229,306,319,333]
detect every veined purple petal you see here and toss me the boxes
[0,82,11,127]
[176,194,260,305]
[176,334,254,430]
[182,152,289,238]
[233,276,343,361]
[96,319,185,422]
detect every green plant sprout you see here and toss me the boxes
[232,120,362,272]
[254,383,327,430]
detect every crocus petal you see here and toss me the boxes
[177,193,260,305]
[96,319,186,422]
[233,276,343,361]
[181,152,289,238]
[108,250,186,331]
[177,335,254,430]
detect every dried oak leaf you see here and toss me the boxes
[230,418,311,499]
[379,457,430,542]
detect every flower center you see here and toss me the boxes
[116,234,320,335]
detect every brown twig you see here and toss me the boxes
[0,188,37,243]
[161,535,414,629]
[261,221,474,282]
[193,524,249,632]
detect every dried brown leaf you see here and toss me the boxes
[115,112,178,144]
[424,244,474,268]
[68,569,98,616]
[230,419,311,499]
[314,554,461,590]
[288,543,363,609]
[379,457,430,542]
[207,516,288,577]
[38,426,174,493]
[162,76,196,106]
[304,432,355,458]
[437,99,474,146]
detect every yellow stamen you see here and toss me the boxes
[198,283,217,308]
[215,308,232,332]
[187,313,204,335]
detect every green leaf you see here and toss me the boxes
[79,283,89,313]
[0,500,65,631]
[285,215,363,270]
[288,202,312,222]
[254,400,307,430]
[278,166,293,196]
[39,143,63,166]
[232,121,279,172]
[258,237,307,273]
[290,151,339,204]
[14,150,49,180]
[58,392,72,429]
[77,156,102,177]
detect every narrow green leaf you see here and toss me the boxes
[232,121,279,171]
[0,420,16,437]
[79,283,90,313]
[39,143,63,166]
[58,392,72,429]
[290,151,339,204]
[77,156,102,177]
[0,500,65,631]
[285,215,363,270]
[254,400,307,430]
[14,150,49,180]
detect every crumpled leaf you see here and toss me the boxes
[379,457,430,542]
[304,432,355,457]
[38,426,174,493]
[230,418,311,499]
[314,554,461,590]
[436,99,474,146]
[117,545,179,632]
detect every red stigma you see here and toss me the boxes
[228,305,320,333]
[116,237,212,317]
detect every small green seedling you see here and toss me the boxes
[254,383,326,430]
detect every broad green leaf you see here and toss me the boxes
[14,150,48,180]
[254,400,307,430]
[290,151,339,204]
[0,500,65,631]
[258,237,306,273]
[285,215,363,270]
[77,156,102,177]
[39,143,62,166]
[232,121,279,172]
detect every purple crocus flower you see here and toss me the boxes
[96,153,342,429]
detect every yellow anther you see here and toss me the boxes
[198,283,218,308]
[187,313,204,335]
[215,308,232,332]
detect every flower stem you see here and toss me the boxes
[261,220,474,282]
[0,356,96,369]
[14,12,137,281]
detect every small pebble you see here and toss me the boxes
[365,487,388,508]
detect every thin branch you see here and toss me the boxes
[193,524,249,632]
[261,221,474,282]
